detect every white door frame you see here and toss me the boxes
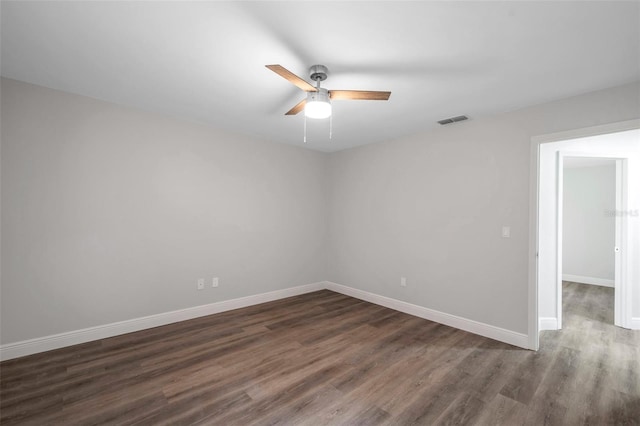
[556,152,624,330]
[528,119,640,350]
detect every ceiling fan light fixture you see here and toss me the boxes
[305,88,331,119]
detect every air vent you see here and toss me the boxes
[437,115,468,125]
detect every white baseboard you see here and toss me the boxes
[1,280,535,361]
[324,281,530,350]
[0,282,325,361]
[539,317,559,331]
[631,318,640,330]
[562,274,614,288]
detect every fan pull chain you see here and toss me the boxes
[329,115,333,140]
[303,114,307,143]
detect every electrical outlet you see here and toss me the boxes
[212,277,219,288]
[197,278,205,290]
[400,277,407,287]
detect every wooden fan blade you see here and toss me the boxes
[266,65,317,92]
[329,90,391,101]
[285,98,306,115]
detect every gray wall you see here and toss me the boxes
[327,82,640,334]
[2,77,639,345]
[563,164,616,283]
[1,78,328,344]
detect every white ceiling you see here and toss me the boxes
[2,1,639,153]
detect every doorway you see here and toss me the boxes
[528,120,640,350]
[560,156,618,329]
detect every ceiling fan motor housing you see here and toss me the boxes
[308,87,330,103]
[309,64,328,82]
[306,88,331,119]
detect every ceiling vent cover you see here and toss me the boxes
[437,115,468,125]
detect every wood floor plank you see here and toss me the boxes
[432,391,487,425]
[1,282,638,425]
[474,393,528,425]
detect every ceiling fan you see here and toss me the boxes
[266,64,391,119]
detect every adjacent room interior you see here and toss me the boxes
[1,1,639,424]
[563,157,617,328]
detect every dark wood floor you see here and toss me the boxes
[1,282,638,425]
